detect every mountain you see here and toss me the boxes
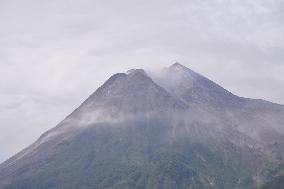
[153,63,284,161]
[0,63,284,189]
[152,63,241,107]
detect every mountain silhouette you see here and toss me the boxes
[1,63,284,189]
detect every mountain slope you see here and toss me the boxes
[0,63,284,189]
[73,69,187,117]
[153,63,284,161]
[152,63,241,107]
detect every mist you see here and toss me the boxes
[1,0,284,163]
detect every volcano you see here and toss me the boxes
[1,63,284,189]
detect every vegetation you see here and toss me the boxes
[3,118,279,189]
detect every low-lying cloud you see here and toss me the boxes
[0,0,284,163]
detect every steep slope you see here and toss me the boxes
[0,69,188,189]
[72,69,187,118]
[0,119,256,189]
[0,63,284,189]
[152,63,242,107]
[153,63,284,161]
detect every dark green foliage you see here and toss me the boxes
[261,176,284,189]
[2,118,272,189]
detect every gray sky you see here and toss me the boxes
[0,0,284,163]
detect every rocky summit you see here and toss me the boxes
[0,63,284,189]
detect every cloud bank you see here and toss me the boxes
[0,0,284,162]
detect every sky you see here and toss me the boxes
[0,0,284,163]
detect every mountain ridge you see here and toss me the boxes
[0,63,284,189]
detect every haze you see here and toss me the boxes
[0,0,283,163]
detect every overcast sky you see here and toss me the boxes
[0,0,284,163]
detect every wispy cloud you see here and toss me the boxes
[0,0,284,162]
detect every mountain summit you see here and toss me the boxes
[69,68,187,122]
[0,63,284,189]
[153,63,241,107]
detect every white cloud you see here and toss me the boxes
[0,0,284,162]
